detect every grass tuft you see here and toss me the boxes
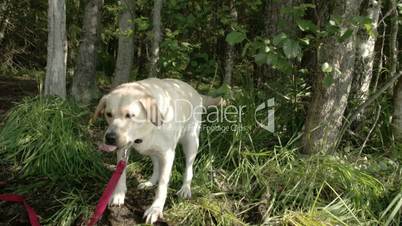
[166,196,246,226]
[0,96,108,225]
[0,96,106,180]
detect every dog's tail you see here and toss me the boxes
[201,95,226,107]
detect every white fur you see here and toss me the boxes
[100,78,203,224]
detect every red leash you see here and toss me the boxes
[87,160,127,226]
[0,194,41,226]
[0,160,127,226]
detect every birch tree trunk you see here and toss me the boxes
[390,0,402,142]
[223,0,237,85]
[148,0,163,78]
[302,0,362,154]
[113,0,135,87]
[45,0,67,98]
[71,0,103,104]
[350,0,381,117]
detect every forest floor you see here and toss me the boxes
[0,76,169,226]
[0,76,37,120]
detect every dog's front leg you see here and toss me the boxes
[109,148,130,206]
[144,149,175,224]
[138,155,160,189]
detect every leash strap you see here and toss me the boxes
[87,160,127,226]
[0,194,41,226]
[1,147,130,226]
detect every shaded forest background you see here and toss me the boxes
[0,0,402,225]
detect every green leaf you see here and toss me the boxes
[296,19,318,32]
[265,53,277,65]
[282,39,301,59]
[273,33,288,46]
[225,31,246,46]
[254,53,267,65]
[321,62,333,73]
[323,74,334,87]
[339,29,354,42]
[134,17,150,31]
[364,22,376,37]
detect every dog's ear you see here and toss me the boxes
[139,95,164,126]
[92,95,107,122]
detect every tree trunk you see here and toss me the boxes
[148,0,163,78]
[302,0,362,154]
[112,0,135,87]
[390,0,401,142]
[45,0,67,98]
[263,0,301,80]
[71,0,103,104]
[350,0,381,117]
[388,0,398,80]
[393,79,402,142]
[223,0,237,85]
[0,0,10,46]
[264,0,301,36]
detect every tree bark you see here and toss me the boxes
[223,0,237,85]
[0,0,10,46]
[264,0,301,36]
[388,0,398,80]
[390,0,401,142]
[45,0,67,98]
[302,0,362,154]
[350,0,381,117]
[71,0,103,104]
[264,0,301,76]
[113,0,135,87]
[392,79,402,142]
[148,0,163,78]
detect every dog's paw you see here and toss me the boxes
[176,184,192,199]
[137,181,155,190]
[144,205,163,224]
[109,192,125,206]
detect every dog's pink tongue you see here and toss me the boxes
[98,144,117,152]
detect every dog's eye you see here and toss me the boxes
[126,113,135,119]
[106,112,112,118]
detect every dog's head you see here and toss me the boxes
[94,86,164,152]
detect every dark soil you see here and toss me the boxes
[0,76,170,225]
[0,76,38,120]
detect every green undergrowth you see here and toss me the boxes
[130,86,401,226]
[0,96,106,179]
[0,94,401,225]
[0,96,109,225]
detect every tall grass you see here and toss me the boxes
[0,96,106,180]
[160,82,400,225]
[0,97,108,225]
[0,90,400,225]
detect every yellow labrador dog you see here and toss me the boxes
[94,78,222,224]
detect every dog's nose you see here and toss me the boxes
[105,132,117,145]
